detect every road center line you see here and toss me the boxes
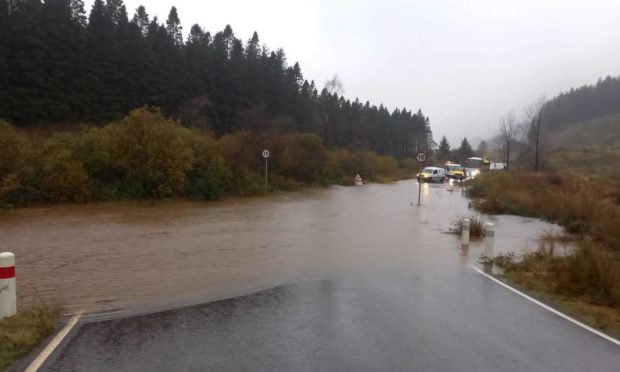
[467,265,620,347]
[25,310,84,372]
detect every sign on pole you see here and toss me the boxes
[262,150,269,193]
[415,152,426,206]
[416,151,426,163]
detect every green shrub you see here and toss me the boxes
[105,107,193,197]
[0,121,31,204]
[280,133,325,184]
[38,135,90,202]
[189,158,231,200]
[368,152,399,180]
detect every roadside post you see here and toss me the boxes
[0,252,17,318]
[461,218,470,245]
[484,223,495,260]
[262,149,270,194]
[416,151,426,206]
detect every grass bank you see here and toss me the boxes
[0,304,60,371]
[495,244,620,338]
[467,171,620,334]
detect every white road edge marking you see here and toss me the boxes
[25,310,84,372]
[468,265,620,347]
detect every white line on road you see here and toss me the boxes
[468,265,620,347]
[25,310,84,372]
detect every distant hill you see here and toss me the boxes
[544,76,620,133]
[551,114,620,148]
[547,114,620,178]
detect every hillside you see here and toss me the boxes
[543,75,620,133]
[551,114,620,148]
[547,114,620,178]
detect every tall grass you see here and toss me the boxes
[450,215,486,238]
[496,242,620,308]
[471,171,620,309]
[466,171,620,250]
[0,304,60,371]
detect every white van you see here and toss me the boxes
[489,162,506,171]
[417,167,447,183]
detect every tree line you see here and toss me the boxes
[543,75,620,132]
[435,136,479,164]
[0,0,433,159]
[492,75,620,172]
[0,108,418,206]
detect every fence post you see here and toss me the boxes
[484,223,495,261]
[461,218,470,245]
[0,252,17,318]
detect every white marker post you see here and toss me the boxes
[0,252,17,318]
[262,149,270,194]
[416,151,426,206]
[461,218,470,245]
[484,223,495,260]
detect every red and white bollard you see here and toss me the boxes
[0,252,17,318]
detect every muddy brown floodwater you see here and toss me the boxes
[0,180,566,318]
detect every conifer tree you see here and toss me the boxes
[438,135,450,160]
[132,5,149,36]
[166,6,182,46]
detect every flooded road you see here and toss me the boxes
[0,180,564,316]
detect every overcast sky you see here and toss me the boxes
[86,0,620,146]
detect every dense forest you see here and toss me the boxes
[0,0,433,159]
[543,75,620,131]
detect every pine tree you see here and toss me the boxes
[1,3,435,159]
[70,0,87,27]
[438,135,451,160]
[476,140,488,157]
[106,0,126,25]
[166,6,182,46]
[0,0,9,116]
[131,5,149,36]
[457,137,474,161]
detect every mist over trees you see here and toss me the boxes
[542,75,620,132]
[0,0,433,159]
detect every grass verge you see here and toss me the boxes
[0,304,60,371]
[496,247,620,339]
[468,171,620,336]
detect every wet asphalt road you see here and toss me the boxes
[21,180,617,371]
[47,270,620,372]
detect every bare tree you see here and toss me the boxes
[524,95,547,172]
[321,74,344,145]
[499,111,517,170]
[324,74,344,96]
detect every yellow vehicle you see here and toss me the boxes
[444,162,466,181]
[466,157,490,169]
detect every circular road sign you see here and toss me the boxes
[416,151,427,163]
[262,149,270,159]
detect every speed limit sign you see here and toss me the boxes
[262,149,270,159]
[416,152,426,163]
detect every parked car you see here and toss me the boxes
[417,167,447,183]
[489,162,506,171]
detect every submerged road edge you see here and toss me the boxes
[468,265,620,347]
[24,310,84,372]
